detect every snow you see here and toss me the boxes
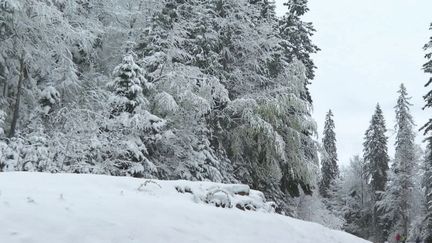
[0,173,370,243]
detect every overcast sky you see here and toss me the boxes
[275,0,432,165]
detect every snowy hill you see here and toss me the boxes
[0,173,369,243]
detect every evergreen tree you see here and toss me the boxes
[320,110,339,197]
[363,104,389,242]
[364,104,389,194]
[107,54,147,115]
[422,23,432,242]
[136,0,235,183]
[423,141,432,242]
[377,162,402,241]
[423,23,432,139]
[278,0,320,103]
[393,84,416,238]
[372,86,420,242]
[103,53,165,177]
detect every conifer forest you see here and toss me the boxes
[0,1,431,242]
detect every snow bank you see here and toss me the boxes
[0,173,370,243]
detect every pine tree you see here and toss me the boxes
[320,110,339,197]
[362,104,389,242]
[422,23,432,242]
[394,84,416,238]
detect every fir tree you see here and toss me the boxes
[362,104,389,243]
[422,23,432,242]
[374,85,417,242]
[107,54,147,115]
[364,104,389,193]
[394,84,416,237]
[279,0,319,103]
[320,110,339,197]
[423,23,432,139]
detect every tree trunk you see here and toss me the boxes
[8,56,25,138]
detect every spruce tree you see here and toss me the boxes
[364,104,389,194]
[279,0,319,103]
[107,54,146,115]
[423,23,432,138]
[319,110,339,197]
[362,104,389,243]
[422,23,432,242]
[394,83,416,238]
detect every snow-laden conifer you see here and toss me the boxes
[422,24,432,242]
[278,0,319,103]
[319,110,339,198]
[362,104,389,242]
[107,54,147,115]
[379,84,416,240]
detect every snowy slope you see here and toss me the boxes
[0,173,369,243]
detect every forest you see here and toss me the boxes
[0,0,431,242]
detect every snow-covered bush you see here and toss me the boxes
[174,182,275,213]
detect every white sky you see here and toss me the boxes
[275,0,432,165]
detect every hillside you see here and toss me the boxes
[0,173,369,243]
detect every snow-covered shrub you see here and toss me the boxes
[205,188,232,208]
[153,92,178,117]
[174,182,275,213]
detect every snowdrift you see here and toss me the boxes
[0,173,369,243]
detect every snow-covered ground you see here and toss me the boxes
[0,172,369,243]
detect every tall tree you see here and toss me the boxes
[364,104,389,193]
[319,110,339,197]
[422,23,432,242]
[394,84,416,237]
[376,85,419,242]
[363,104,389,242]
[279,0,320,103]
[423,142,432,242]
